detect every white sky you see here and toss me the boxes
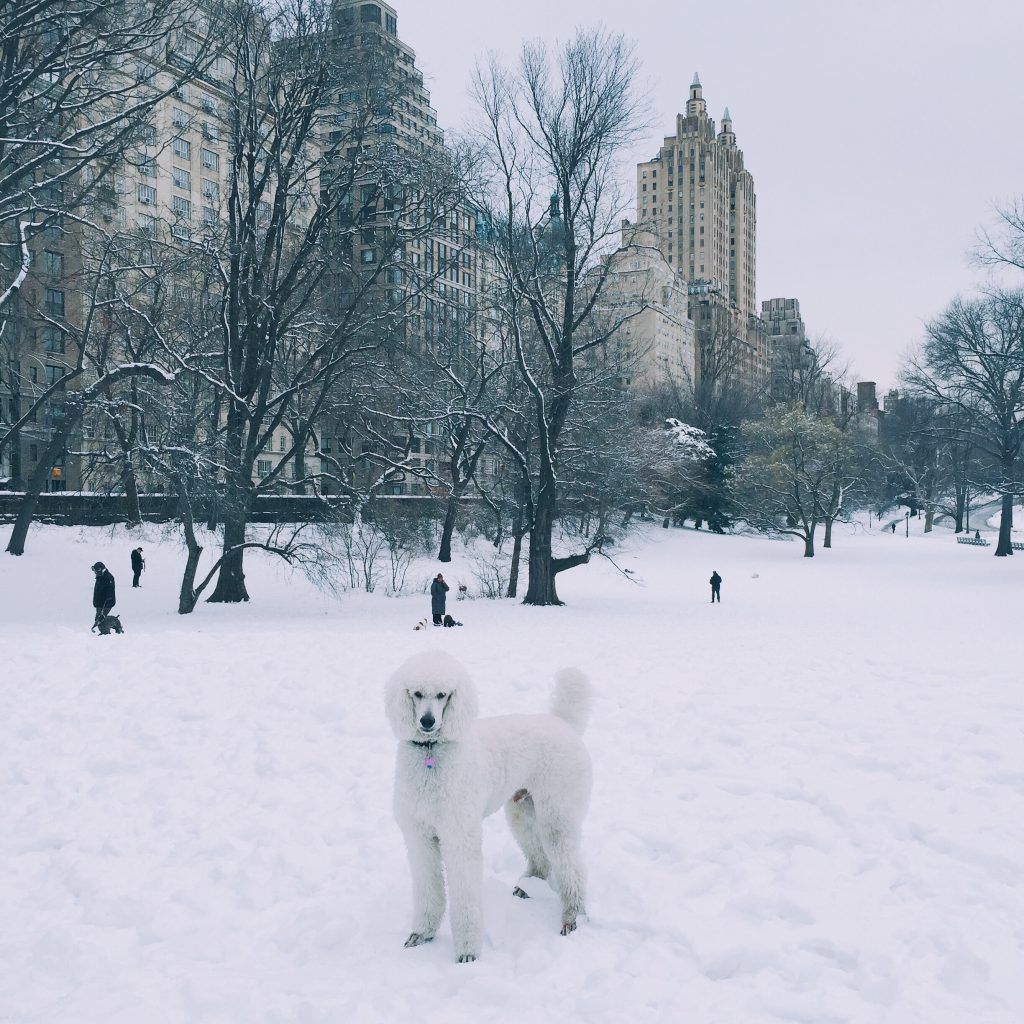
[398,0,1024,390]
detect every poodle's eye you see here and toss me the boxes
[413,691,423,699]
[436,692,446,699]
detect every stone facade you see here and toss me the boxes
[597,221,696,390]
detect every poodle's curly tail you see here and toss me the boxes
[551,668,592,734]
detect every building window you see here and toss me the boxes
[201,148,219,171]
[172,107,188,128]
[44,288,65,316]
[43,251,63,275]
[172,167,192,190]
[172,196,191,219]
[172,138,191,160]
[137,183,156,205]
[361,249,375,263]
[45,365,65,386]
[43,327,65,353]
[139,158,156,178]
[257,459,272,476]
[279,435,286,452]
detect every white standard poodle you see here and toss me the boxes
[385,650,593,963]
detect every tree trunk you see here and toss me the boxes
[523,481,560,605]
[178,542,203,614]
[823,517,833,548]
[207,511,251,601]
[122,457,142,526]
[924,508,934,533]
[507,530,523,599]
[803,526,816,558]
[953,486,966,533]
[438,490,460,563]
[506,501,525,599]
[5,421,71,555]
[995,488,1014,557]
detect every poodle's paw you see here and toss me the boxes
[456,953,478,964]
[512,885,530,899]
[404,932,435,948]
[560,919,577,936]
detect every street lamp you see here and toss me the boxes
[905,510,910,538]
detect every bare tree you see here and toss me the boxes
[473,28,647,605]
[906,291,1024,556]
[4,224,181,554]
[735,405,859,558]
[0,0,218,310]
[165,0,471,604]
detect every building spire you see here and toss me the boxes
[686,72,706,118]
[719,106,735,146]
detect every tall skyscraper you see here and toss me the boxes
[636,74,756,320]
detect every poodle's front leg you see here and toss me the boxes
[401,825,445,947]
[440,825,483,963]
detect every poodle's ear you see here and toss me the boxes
[440,676,478,741]
[384,670,417,741]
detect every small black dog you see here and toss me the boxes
[92,614,124,636]
[442,614,463,628]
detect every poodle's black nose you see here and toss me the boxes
[419,714,435,731]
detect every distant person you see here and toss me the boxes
[91,562,116,627]
[975,530,981,541]
[131,546,145,588]
[431,573,449,626]
[891,522,897,534]
[709,570,722,604]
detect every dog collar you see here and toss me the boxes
[409,739,437,768]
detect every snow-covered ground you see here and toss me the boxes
[1,517,1022,1023]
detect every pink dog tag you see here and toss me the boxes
[424,755,436,769]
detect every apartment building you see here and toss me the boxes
[323,0,488,497]
[596,221,696,390]
[0,227,80,491]
[636,75,769,394]
[637,74,757,320]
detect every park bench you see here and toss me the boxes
[957,536,990,547]
[1013,541,1024,552]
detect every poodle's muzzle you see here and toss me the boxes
[410,690,451,737]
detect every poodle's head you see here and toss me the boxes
[385,650,479,743]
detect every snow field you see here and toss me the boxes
[0,519,1022,1023]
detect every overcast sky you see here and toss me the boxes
[398,0,1024,391]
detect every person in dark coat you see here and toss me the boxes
[92,562,116,625]
[430,573,449,626]
[130,547,145,588]
[709,570,722,603]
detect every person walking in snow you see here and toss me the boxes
[131,546,145,588]
[430,573,449,626]
[91,562,117,626]
[709,570,722,603]
[891,521,897,534]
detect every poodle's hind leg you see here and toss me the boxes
[534,804,587,936]
[401,827,446,948]
[504,792,551,898]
